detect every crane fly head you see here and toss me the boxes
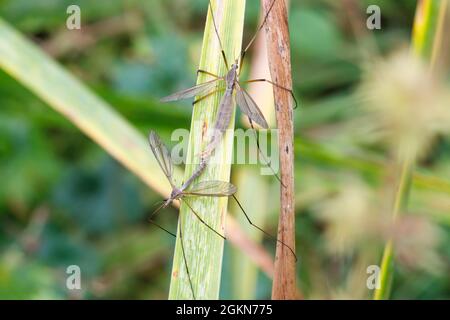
[164,187,182,208]
[231,59,239,71]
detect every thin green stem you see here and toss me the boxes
[374,157,413,300]
[374,0,448,300]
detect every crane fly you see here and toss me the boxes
[160,0,298,184]
[148,130,297,299]
[148,130,233,238]
[148,130,235,299]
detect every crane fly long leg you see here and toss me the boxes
[197,69,220,79]
[175,179,237,298]
[231,195,298,262]
[181,180,237,239]
[238,0,278,76]
[181,198,226,240]
[208,0,229,69]
[243,78,299,109]
[193,88,225,106]
[234,84,284,184]
[248,118,286,188]
[178,213,196,300]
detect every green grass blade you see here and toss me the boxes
[168,0,245,300]
[0,18,175,197]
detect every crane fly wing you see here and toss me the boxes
[160,78,221,102]
[236,84,269,129]
[183,181,237,197]
[148,131,175,187]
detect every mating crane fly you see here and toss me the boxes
[148,131,297,299]
[148,131,235,299]
[161,0,298,184]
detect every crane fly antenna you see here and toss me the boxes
[149,201,166,221]
[208,0,229,69]
[151,200,165,210]
[232,195,298,262]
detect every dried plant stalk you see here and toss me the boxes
[262,0,297,300]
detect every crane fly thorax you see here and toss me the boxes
[170,188,182,200]
[225,64,239,90]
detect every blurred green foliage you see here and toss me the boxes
[0,0,448,299]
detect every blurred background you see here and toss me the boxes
[0,0,449,299]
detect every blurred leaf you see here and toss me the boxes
[53,157,145,234]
